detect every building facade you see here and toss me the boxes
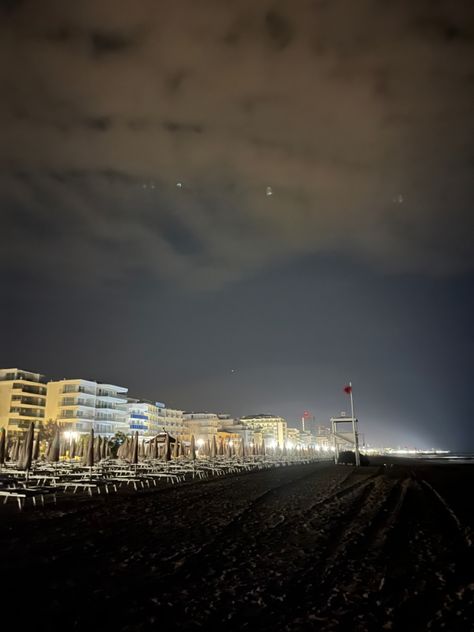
[217,415,253,445]
[45,379,129,437]
[157,404,185,438]
[240,414,288,448]
[183,412,220,443]
[0,368,47,434]
[125,399,185,438]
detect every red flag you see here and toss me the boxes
[343,385,352,394]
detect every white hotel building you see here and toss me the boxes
[45,379,129,437]
[125,399,185,438]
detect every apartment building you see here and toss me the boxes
[157,403,185,438]
[217,415,253,445]
[240,414,288,448]
[183,412,220,443]
[0,368,47,434]
[45,378,128,437]
[125,399,185,438]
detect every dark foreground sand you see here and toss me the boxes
[1,459,473,631]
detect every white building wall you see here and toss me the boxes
[46,378,128,437]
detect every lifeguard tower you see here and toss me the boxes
[330,412,360,466]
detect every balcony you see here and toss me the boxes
[9,410,45,419]
[61,387,96,397]
[2,373,47,384]
[59,413,95,422]
[60,400,95,408]
[11,396,45,407]
[96,406,127,416]
[96,392,128,403]
[130,423,148,431]
[12,385,47,397]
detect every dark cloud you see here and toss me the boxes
[0,0,24,15]
[0,0,472,289]
[90,29,138,56]
[414,14,473,43]
[84,116,113,131]
[264,10,293,50]
[162,120,203,134]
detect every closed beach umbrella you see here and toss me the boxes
[94,436,102,462]
[218,438,224,456]
[173,437,179,459]
[190,435,196,461]
[125,437,132,460]
[124,438,131,458]
[0,428,6,465]
[164,433,171,461]
[77,437,85,459]
[81,436,89,465]
[117,438,125,459]
[19,422,35,471]
[226,441,232,459]
[152,436,159,459]
[11,437,21,462]
[241,441,246,458]
[85,428,95,467]
[48,428,61,462]
[131,431,139,464]
[211,436,217,459]
[18,438,26,465]
[69,439,76,460]
[101,438,107,460]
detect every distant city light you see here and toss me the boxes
[266,186,273,196]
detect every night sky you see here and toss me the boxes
[1,1,473,450]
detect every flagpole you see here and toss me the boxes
[349,381,360,467]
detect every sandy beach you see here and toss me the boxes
[1,459,472,631]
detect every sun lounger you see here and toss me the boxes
[0,487,57,510]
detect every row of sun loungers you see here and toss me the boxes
[0,454,327,509]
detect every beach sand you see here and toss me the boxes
[1,459,472,631]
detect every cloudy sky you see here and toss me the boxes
[1,0,473,449]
